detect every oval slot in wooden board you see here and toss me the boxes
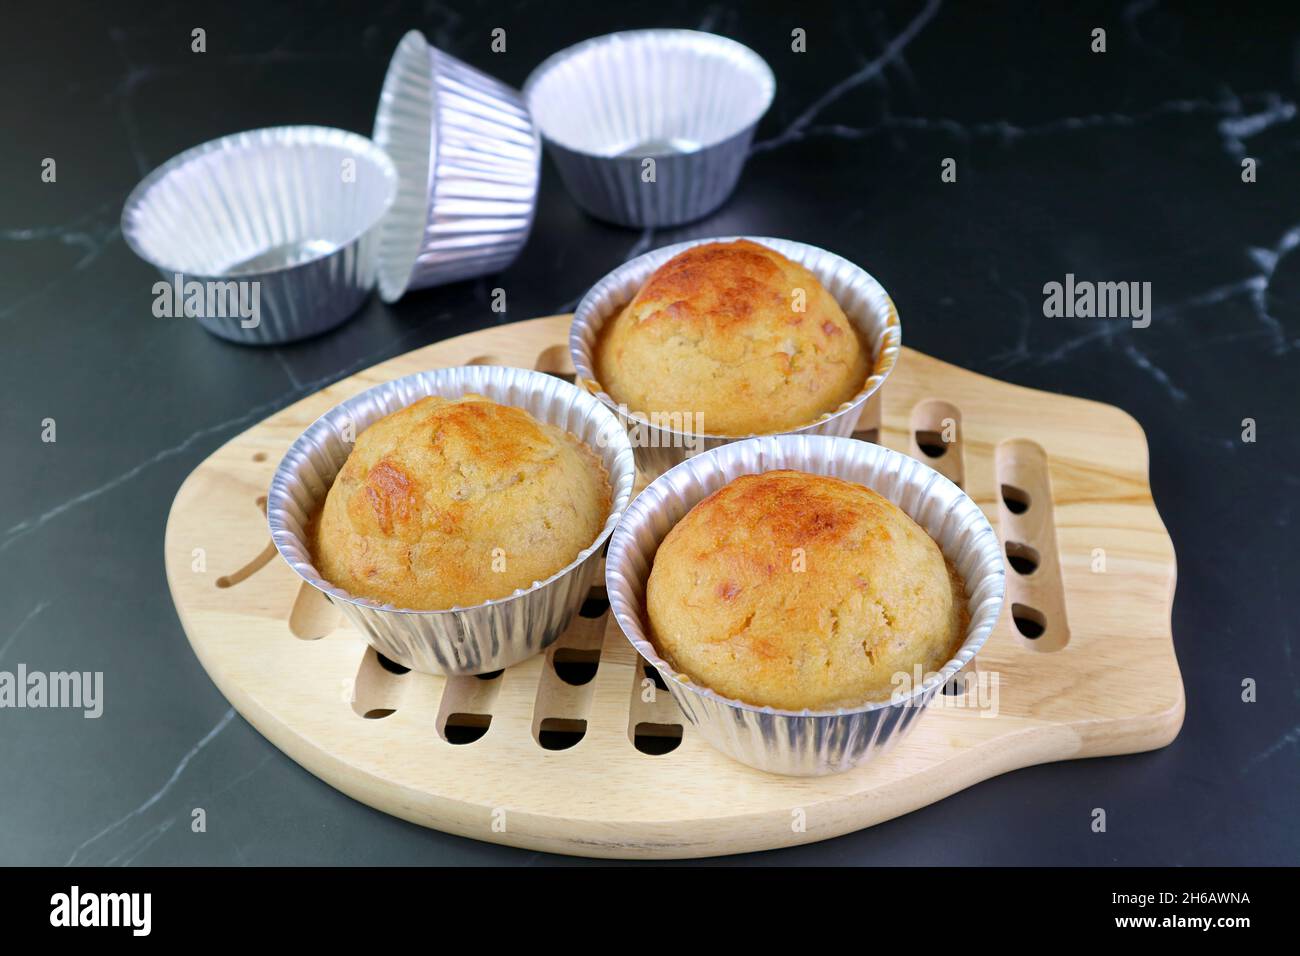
[164,315,1183,859]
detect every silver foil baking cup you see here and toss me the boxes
[268,365,636,676]
[373,30,541,302]
[570,236,902,479]
[605,434,1005,776]
[122,125,397,345]
[523,30,775,228]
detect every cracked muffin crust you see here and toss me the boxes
[645,470,968,710]
[593,239,870,437]
[313,393,610,610]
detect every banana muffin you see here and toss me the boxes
[645,470,968,710]
[313,393,611,610]
[594,240,870,437]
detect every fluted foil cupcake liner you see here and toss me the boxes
[373,30,541,302]
[571,236,902,479]
[606,434,1005,776]
[268,366,636,676]
[122,126,397,345]
[524,30,775,228]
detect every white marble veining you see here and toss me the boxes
[65,707,236,866]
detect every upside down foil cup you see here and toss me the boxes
[605,434,1006,776]
[268,366,636,676]
[121,126,397,345]
[523,30,775,228]
[570,236,902,479]
[373,30,542,302]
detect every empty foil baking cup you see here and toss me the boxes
[605,435,1005,776]
[524,30,775,228]
[570,236,902,479]
[122,125,397,345]
[268,366,636,676]
[373,30,542,302]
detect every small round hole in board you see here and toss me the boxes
[252,452,267,462]
[552,647,600,686]
[444,713,491,744]
[642,663,669,692]
[633,722,682,756]
[1001,484,1031,514]
[362,708,395,720]
[474,669,504,682]
[914,430,948,458]
[537,718,586,751]
[376,653,410,675]
[579,593,610,619]
[1004,541,1041,576]
[1011,603,1047,639]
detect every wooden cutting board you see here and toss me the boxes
[164,314,1182,859]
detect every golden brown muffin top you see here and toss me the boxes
[313,393,610,610]
[594,240,870,437]
[646,470,968,710]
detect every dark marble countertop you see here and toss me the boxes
[2,0,1297,865]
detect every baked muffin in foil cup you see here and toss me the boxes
[570,236,902,480]
[268,366,635,676]
[523,30,775,228]
[122,125,397,345]
[605,434,1005,776]
[373,30,541,301]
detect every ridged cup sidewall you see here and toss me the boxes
[120,126,397,345]
[267,366,636,675]
[373,31,541,301]
[605,434,1006,776]
[524,30,775,228]
[570,236,902,479]
[544,125,758,228]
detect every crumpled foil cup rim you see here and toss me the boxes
[607,434,1004,719]
[569,235,903,441]
[522,29,776,159]
[268,366,636,618]
[121,124,398,279]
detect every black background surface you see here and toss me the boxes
[1,0,1297,865]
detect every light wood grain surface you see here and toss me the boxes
[164,314,1183,859]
